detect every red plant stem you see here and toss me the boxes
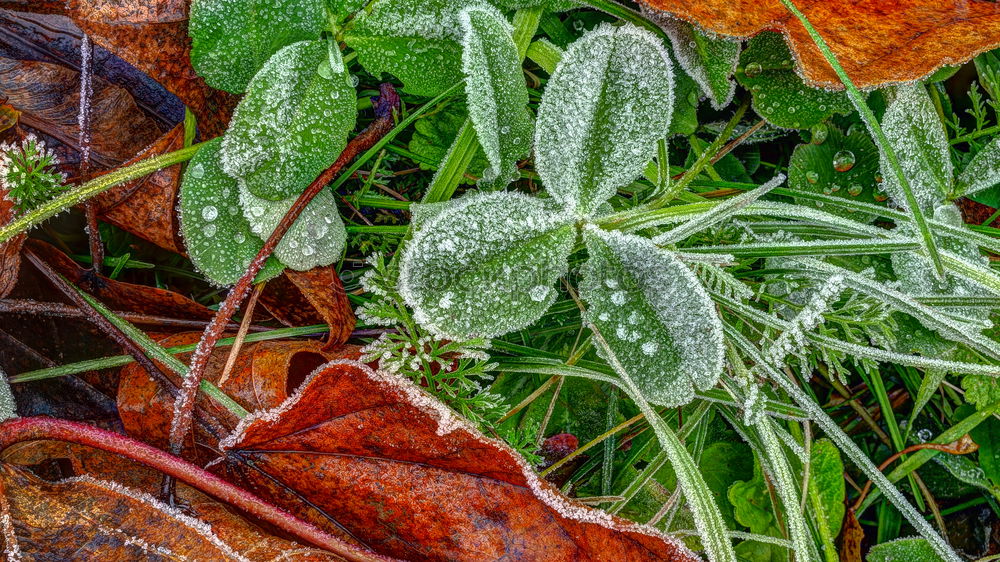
[78,33,103,274]
[0,417,394,562]
[167,84,401,457]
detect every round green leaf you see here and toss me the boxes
[178,138,284,286]
[535,23,674,215]
[581,226,724,407]
[399,191,575,339]
[220,39,357,200]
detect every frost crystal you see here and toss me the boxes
[956,134,1000,197]
[581,226,724,407]
[179,138,284,285]
[878,84,952,212]
[398,191,575,339]
[459,5,533,188]
[535,23,674,215]
[220,39,356,200]
[238,183,346,271]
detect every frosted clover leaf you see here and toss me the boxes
[581,226,724,407]
[399,191,575,339]
[239,183,346,271]
[220,39,357,200]
[458,5,533,189]
[0,134,67,211]
[879,84,952,212]
[178,138,285,285]
[535,23,674,215]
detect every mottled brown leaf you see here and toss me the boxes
[0,184,22,299]
[640,0,1000,89]
[0,461,344,560]
[214,360,699,561]
[259,266,357,349]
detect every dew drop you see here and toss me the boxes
[810,124,828,145]
[529,285,550,302]
[202,223,217,237]
[201,205,218,221]
[832,150,856,172]
[641,341,658,356]
[687,90,699,107]
[317,62,332,80]
[189,163,205,179]
[805,171,819,184]
[745,62,763,78]
[847,183,863,196]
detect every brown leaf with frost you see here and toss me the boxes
[0,460,345,560]
[212,359,699,561]
[639,0,1000,89]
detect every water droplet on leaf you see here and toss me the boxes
[832,150,856,172]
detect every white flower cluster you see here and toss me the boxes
[0,134,67,209]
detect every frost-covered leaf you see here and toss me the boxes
[810,438,845,539]
[189,0,331,94]
[788,124,883,222]
[581,227,724,407]
[221,39,357,200]
[344,0,467,96]
[879,84,952,212]
[399,191,575,339]
[867,538,945,562]
[736,33,851,130]
[459,5,533,188]
[670,69,700,136]
[408,102,488,180]
[644,13,739,110]
[239,183,347,271]
[955,135,1000,197]
[0,367,13,421]
[535,23,674,215]
[179,138,284,285]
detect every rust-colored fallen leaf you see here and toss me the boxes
[212,359,699,561]
[0,185,23,298]
[839,509,864,562]
[259,266,357,349]
[118,331,358,462]
[93,122,186,253]
[1,0,235,137]
[639,0,1000,89]
[0,55,160,168]
[0,442,347,560]
[0,461,347,560]
[26,239,213,320]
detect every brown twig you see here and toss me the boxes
[217,284,264,387]
[167,84,401,459]
[0,417,394,562]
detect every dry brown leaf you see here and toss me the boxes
[213,359,699,561]
[0,183,23,299]
[0,460,345,560]
[639,0,1000,89]
[259,266,357,349]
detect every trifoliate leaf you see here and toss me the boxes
[399,191,575,339]
[956,135,1000,198]
[867,538,945,562]
[459,5,533,189]
[788,124,883,222]
[879,84,952,212]
[736,32,851,130]
[220,39,357,200]
[344,0,467,96]
[239,183,347,271]
[189,0,329,94]
[581,227,724,407]
[178,138,284,285]
[535,23,674,215]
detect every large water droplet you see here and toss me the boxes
[201,205,218,221]
[847,183,863,196]
[832,150,856,172]
[202,223,217,237]
[316,61,332,80]
[745,62,763,78]
[189,163,205,179]
[805,171,819,184]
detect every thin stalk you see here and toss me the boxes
[0,143,204,243]
[0,417,392,562]
[776,0,945,279]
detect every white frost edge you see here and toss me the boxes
[60,475,251,562]
[219,358,700,558]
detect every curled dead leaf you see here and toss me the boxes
[639,0,1000,89]
[213,359,699,561]
[258,266,357,349]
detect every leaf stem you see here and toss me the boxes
[0,143,204,244]
[776,0,946,280]
[0,417,392,562]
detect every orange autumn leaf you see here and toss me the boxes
[639,0,1000,89]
